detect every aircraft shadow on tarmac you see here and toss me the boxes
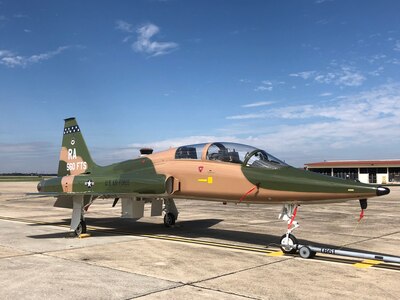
[26,217,393,257]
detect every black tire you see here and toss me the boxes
[164,213,176,227]
[280,234,298,254]
[299,246,315,259]
[81,220,87,233]
[74,220,87,236]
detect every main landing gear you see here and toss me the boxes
[70,196,91,237]
[163,198,179,227]
[74,219,87,236]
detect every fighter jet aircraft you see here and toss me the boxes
[36,118,390,253]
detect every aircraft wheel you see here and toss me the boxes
[280,234,298,254]
[299,246,316,259]
[164,213,176,227]
[74,220,87,236]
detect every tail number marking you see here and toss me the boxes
[66,148,87,171]
[68,148,77,159]
[67,162,87,171]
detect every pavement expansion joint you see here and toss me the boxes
[189,258,290,287]
[188,284,261,300]
[41,251,183,287]
[340,231,400,248]
[128,284,185,299]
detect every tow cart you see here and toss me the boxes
[283,243,400,264]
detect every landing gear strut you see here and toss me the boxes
[71,196,90,237]
[279,204,300,254]
[163,198,179,227]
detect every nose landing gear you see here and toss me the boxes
[279,204,300,254]
[280,233,298,254]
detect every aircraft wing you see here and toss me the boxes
[27,192,167,197]
[27,192,169,209]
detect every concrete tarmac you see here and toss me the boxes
[0,182,399,299]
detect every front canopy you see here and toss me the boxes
[174,142,288,169]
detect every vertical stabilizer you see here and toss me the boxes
[57,118,97,176]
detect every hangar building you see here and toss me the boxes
[304,160,400,184]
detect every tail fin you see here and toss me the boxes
[57,118,98,176]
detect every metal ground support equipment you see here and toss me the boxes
[291,244,400,264]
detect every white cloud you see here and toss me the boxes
[367,54,386,63]
[394,40,400,52]
[0,49,13,56]
[254,85,272,91]
[319,92,332,97]
[242,101,274,108]
[0,46,70,68]
[115,20,134,33]
[122,36,133,43]
[292,67,366,87]
[314,72,336,84]
[335,67,365,86]
[389,58,400,65]
[94,84,400,167]
[226,113,267,120]
[105,135,241,161]
[0,142,57,173]
[368,66,384,76]
[0,142,53,153]
[132,23,178,57]
[289,71,316,80]
[228,84,400,123]
[13,13,27,18]
[226,84,400,163]
[254,80,274,92]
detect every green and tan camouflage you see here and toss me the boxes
[36,118,390,244]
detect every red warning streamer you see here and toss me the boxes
[239,186,257,203]
[358,209,364,222]
[287,206,298,230]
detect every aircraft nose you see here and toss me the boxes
[376,186,390,196]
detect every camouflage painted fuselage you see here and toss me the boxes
[38,118,389,205]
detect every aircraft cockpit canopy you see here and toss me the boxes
[206,142,252,164]
[174,142,288,169]
[175,143,206,160]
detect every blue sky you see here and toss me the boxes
[1,0,400,173]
